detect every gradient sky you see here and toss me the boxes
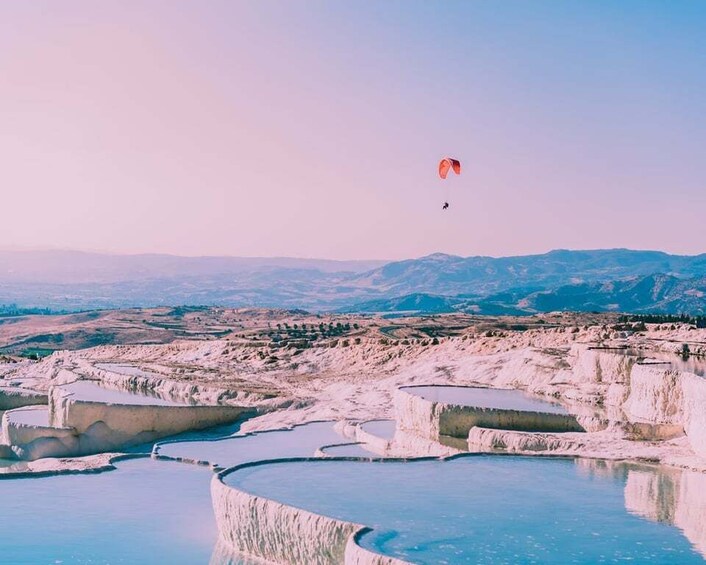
[1,1,704,260]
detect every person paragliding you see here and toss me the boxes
[438,157,461,210]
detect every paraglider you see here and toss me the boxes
[438,157,461,210]
[438,157,461,180]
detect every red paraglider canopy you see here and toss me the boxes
[438,157,461,179]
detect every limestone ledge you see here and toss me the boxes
[212,457,416,565]
[0,386,47,410]
[1,406,75,460]
[74,360,269,406]
[1,371,255,461]
[396,345,706,462]
[353,421,393,455]
[0,452,148,479]
[394,385,583,446]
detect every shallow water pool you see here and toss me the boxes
[59,380,187,406]
[0,458,220,564]
[156,421,343,467]
[227,456,706,564]
[6,405,49,426]
[361,419,396,439]
[0,422,346,563]
[402,385,568,414]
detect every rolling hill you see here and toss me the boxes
[1,248,706,313]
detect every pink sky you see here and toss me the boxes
[1,2,704,260]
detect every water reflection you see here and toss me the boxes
[1,415,704,564]
[228,455,706,564]
[624,463,706,556]
[575,458,706,559]
[0,423,343,563]
[592,347,706,377]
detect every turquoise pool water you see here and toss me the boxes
[227,456,706,564]
[0,458,220,564]
[402,385,568,414]
[0,422,345,563]
[156,421,343,467]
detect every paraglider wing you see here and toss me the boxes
[438,157,461,179]
[439,158,451,180]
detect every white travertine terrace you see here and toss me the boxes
[467,426,586,453]
[0,386,48,410]
[81,360,270,406]
[352,421,394,455]
[3,327,706,562]
[49,384,251,441]
[389,346,706,466]
[616,363,706,457]
[212,459,411,565]
[0,372,254,461]
[394,385,584,446]
[1,406,75,460]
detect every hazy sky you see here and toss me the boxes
[1,1,704,259]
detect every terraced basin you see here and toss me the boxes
[223,455,706,564]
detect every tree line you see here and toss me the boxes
[619,313,706,328]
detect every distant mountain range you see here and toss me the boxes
[342,274,706,316]
[0,249,705,314]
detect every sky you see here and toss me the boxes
[0,1,704,260]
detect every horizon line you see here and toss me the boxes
[1,245,705,262]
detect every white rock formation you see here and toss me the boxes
[212,460,412,565]
[212,465,361,565]
[0,386,47,410]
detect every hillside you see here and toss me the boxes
[346,274,706,316]
[1,248,705,312]
[354,249,706,296]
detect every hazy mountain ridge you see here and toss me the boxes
[1,249,705,313]
[356,249,706,296]
[345,274,706,316]
[0,250,386,283]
